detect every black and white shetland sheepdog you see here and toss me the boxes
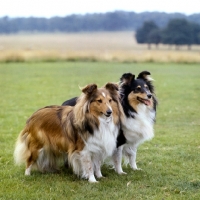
[14,83,124,182]
[113,71,158,174]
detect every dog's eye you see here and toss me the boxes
[109,99,112,103]
[136,87,141,91]
[97,99,102,103]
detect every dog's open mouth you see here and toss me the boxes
[137,97,151,106]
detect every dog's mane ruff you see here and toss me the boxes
[73,93,99,136]
[114,95,125,125]
[61,109,79,147]
[118,73,134,105]
[119,83,136,117]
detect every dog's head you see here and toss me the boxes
[120,71,156,112]
[79,83,120,122]
[70,83,124,134]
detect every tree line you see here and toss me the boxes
[136,18,200,49]
[0,11,200,33]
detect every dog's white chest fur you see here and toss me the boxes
[85,117,118,158]
[122,104,155,146]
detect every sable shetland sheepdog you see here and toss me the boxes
[14,83,124,182]
[113,71,158,174]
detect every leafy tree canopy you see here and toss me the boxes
[135,18,200,47]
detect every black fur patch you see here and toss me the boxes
[84,121,94,134]
[62,97,78,106]
[116,129,126,147]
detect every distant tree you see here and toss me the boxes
[190,22,200,45]
[147,29,162,48]
[161,18,195,50]
[0,16,9,33]
[136,21,159,49]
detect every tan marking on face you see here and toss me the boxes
[128,92,139,112]
[128,91,153,110]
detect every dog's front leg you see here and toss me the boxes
[126,146,141,170]
[81,153,97,183]
[93,157,104,179]
[112,146,126,174]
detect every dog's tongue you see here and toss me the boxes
[143,99,151,106]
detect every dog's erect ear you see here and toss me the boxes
[105,82,119,92]
[105,82,119,98]
[137,71,153,82]
[120,73,135,85]
[82,84,97,95]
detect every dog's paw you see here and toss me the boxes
[132,167,142,171]
[25,168,31,175]
[89,180,99,183]
[97,175,106,179]
[118,171,127,175]
[25,171,31,176]
[88,176,98,183]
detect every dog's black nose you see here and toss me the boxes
[106,109,112,116]
[147,94,152,99]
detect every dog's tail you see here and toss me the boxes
[14,128,31,165]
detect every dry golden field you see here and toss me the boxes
[0,31,200,63]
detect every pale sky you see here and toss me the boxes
[0,0,199,18]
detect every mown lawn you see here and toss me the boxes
[0,62,199,199]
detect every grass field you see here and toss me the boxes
[0,32,200,63]
[0,61,199,199]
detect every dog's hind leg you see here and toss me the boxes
[25,158,36,175]
[25,147,40,175]
[25,163,33,175]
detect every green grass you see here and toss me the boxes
[0,62,199,200]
